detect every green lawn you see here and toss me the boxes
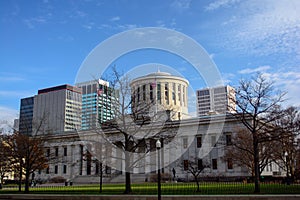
[1,182,300,195]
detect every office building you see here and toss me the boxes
[19,96,34,135]
[196,85,236,116]
[33,84,82,134]
[76,79,116,130]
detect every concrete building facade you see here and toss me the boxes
[196,85,236,116]
[35,114,251,183]
[33,84,82,134]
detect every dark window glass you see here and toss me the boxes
[55,165,58,174]
[212,159,217,170]
[197,136,202,148]
[55,147,58,157]
[227,158,233,169]
[226,134,232,146]
[64,147,67,156]
[198,159,203,170]
[183,160,189,171]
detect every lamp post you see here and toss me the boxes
[285,152,289,184]
[156,139,161,200]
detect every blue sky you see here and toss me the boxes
[1,0,300,126]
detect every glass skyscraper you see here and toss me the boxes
[19,96,34,135]
[76,79,116,130]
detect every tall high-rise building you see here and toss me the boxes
[196,85,236,116]
[76,79,116,130]
[19,96,34,135]
[33,84,82,134]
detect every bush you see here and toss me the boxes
[49,176,66,183]
[150,173,171,182]
[3,179,24,185]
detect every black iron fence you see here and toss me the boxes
[0,181,300,195]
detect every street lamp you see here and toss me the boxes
[156,139,161,200]
[284,152,289,182]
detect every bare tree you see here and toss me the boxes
[98,67,179,194]
[7,132,48,193]
[230,73,285,193]
[6,114,50,193]
[0,133,12,189]
[180,157,210,192]
[224,128,274,177]
[271,106,300,181]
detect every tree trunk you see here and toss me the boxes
[99,162,103,193]
[195,177,200,192]
[124,151,132,194]
[253,135,260,193]
[125,171,131,194]
[24,171,30,193]
[18,165,22,192]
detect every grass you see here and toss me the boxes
[0,182,300,195]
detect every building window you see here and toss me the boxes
[137,87,140,102]
[157,84,161,103]
[178,85,181,105]
[227,158,233,170]
[54,165,58,174]
[165,83,169,104]
[183,86,185,106]
[226,134,232,146]
[64,147,67,156]
[55,147,59,157]
[212,159,218,170]
[150,84,154,100]
[211,136,216,147]
[95,162,99,175]
[198,159,203,170]
[142,84,146,101]
[46,148,50,157]
[63,165,67,174]
[199,89,209,96]
[183,137,188,149]
[196,136,202,148]
[172,83,176,105]
[46,167,49,174]
[183,160,189,171]
[105,166,111,174]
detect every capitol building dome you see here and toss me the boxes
[130,70,189,120]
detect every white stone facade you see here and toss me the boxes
[130,72,189,121]
[35,115,253,183]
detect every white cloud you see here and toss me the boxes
[110,16,120,22]
[263,71,300,107]
[171,0,191,12]
[220,0,300,59]
[221,72,235,85]
[0,75,24,82]
[237,65,300,107]
[23,16,47,29]
[205,0,241,11]
[0,106,18,125]
[238,65,271,74]
[117,24,138,31]
[209,53,215,59]
[0,90,33,98]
